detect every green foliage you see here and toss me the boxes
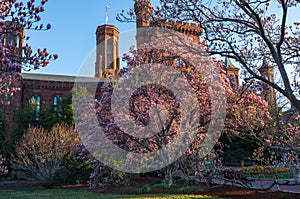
[11,100,46,148]
[221,135,257,166]
[280,193,290,199]
[44,92,74,130]
[175,179,200,186]
[43,157,92,188]
[113,179,203,195]
[238,166,293,179]
[121,182,172,194]
[10,92,74,155]
[139,184,153,194]
[149,183,171,190]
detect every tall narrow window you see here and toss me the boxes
[53,96,57,106]
[31,95,41,121]
[53,95,63,119]
[3,34,7,46]
[8,34,13,46]
[107,37,113,68]
[4,84,9,101]
[100,42,105,70]
[176,58,181,68]
[16,35,20,48]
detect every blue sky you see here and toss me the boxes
[25,0,299,77]
[25,0,160,76]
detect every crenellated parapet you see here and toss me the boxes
[134,0,151,3]
[134,0,152,8]
[151,19,202,37]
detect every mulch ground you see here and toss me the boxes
[0,177,299,199]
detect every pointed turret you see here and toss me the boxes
[224,57,239,87]
[258,57,276,107]
[134,0,153,46]
[95,24,120,78]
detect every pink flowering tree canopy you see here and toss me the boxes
[73,29,274,186]
[159,0,300,111]
[119,0,300,111]
[0,0,58,96]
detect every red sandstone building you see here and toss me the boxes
[1,0,274,139]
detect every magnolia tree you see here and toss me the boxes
[73,28,274,188]
[0,0,58,96]
[118,0,300,111]
[123,44,272,181]
[251,113,300,167]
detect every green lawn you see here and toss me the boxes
[0,189,222,199]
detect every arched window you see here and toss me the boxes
[31,95,41,121]
[3,34,7,46]
[8,34,14,46]
[176,58,181,68]
[16,35,20,48]
[53,95,63,118]
[107,37,113,68]
[53,96,58,106]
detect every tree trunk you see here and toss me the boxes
[165,165,173,186]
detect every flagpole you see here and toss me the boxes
[105,5,109,24]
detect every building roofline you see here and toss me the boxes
[22,73,114,83]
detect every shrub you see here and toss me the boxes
[238,165,291,174]
[10,123,78,183]
[43,157,92,187]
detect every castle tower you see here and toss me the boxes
[95,24,120,78]
[0,16,24,138]
[258,57,276,107]
[224,57,239,87]
[134,0,153,46]
[1,21,25,71]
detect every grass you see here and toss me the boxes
[121,183,173,194]
[178,186,203,193]
[0,189,223,199]
[121,180,203,194]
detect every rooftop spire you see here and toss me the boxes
[260,56,273,69]
[105,5,109,24]
[225,57,238,69]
